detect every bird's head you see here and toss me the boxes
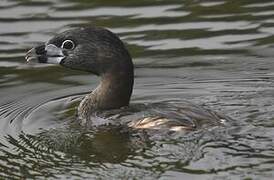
[25,27,133,76]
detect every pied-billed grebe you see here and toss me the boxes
[25,27,231,131]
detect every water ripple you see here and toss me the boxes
[0,0,274,179]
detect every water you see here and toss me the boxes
[0,0,274,179]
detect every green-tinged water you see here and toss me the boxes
[0,0,274,179]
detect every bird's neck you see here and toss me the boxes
[78,66,134,120]
[94,70,134,109]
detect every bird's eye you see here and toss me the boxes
[61,40,75,50]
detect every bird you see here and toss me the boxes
[25,26,231,132]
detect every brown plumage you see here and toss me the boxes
[25,26,231,131]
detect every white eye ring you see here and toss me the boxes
[61,39,75,50]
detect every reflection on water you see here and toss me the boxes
[0,0,274,179]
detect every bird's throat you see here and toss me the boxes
[77,69,134,121]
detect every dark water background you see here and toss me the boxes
[0,0,274,179]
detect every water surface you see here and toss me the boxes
[0,0,274,179]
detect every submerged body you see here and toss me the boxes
[81,101,228,132]
[25,26,231,131]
